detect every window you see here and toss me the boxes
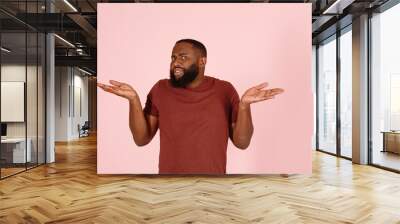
[339,27,352,158]
[317,35,337,154]
[0,1,47,179]
[371,2,400,171]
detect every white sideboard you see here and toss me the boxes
[1,138,32,163]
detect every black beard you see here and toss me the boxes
[169,64,199,88]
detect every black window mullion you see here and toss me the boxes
[0,23,2,179]
[25,0,28,171]
[316,45,319,150]
[336,30,341,157]
[367,11,373,165]
[36,0,39,167]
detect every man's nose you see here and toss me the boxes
[173,61,182,68]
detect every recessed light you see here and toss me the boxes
[1,47,11,53]
[78,67,93,76]
[63,0,78,12]
[322,0,354,15]
[54,34,75,48]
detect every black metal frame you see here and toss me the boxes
[336,27,341,158]
[367,1,400,173]
[367,10,373,166]
[315,44,319,151]
[315,23,353,162]
[0,0,47,180]
[0,20,2,179]
[316,0,400,173]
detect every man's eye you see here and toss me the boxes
[181,56,186,60]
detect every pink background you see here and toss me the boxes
[97,3,313,174]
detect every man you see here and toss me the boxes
[97,39,284,174]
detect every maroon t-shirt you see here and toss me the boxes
[143,76,240,174]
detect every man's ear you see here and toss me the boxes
[199,57,207,68]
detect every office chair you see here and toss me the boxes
[79,121,90,138]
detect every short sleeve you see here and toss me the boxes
[227,83,240,124]
[143,81,160,117]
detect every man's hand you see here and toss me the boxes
[97,80,159,146]
[241,82,284,105]
[97,80,138,101]
[230,82,284,150]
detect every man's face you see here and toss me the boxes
[169,42,201,88]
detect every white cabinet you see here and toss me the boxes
[1,138,32,163]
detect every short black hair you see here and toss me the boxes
[176,39,207,57]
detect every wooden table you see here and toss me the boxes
[381,131,400,154]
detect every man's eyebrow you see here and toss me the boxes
[171,53,189,56]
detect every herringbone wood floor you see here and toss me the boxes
[1,134,400,224]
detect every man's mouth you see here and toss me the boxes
[174,68,184,77]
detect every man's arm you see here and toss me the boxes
[128,96,159,146]
[229,82,284,150]
[98,80,159,147]
[230,102,254,150]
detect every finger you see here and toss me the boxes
[260,88,284,97]
[97,84,109,91]
[98,83,115,88]
[101,87,124,96]
[100,84,117,92]
[251,96,275,103]
[99,85,114,92]
[97,83,107,88]
[254,82,268,90]
[98,84,119,93]
[108,85,120,91]
[109,80,124,87]
[271,88,284,93]
[268,88,285,96]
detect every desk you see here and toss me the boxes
[1,138,32,163]
[381,131,400,154]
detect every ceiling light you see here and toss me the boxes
[54,34,75,48]
[1,47,11,53]
[78,67,93,76]
[63,0,78,12]
[322,0,354,15]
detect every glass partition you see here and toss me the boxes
[339,27,352,158]
[0,1,46,179]
[317,35,337,154]
[371,3,400,171]
[1,31,28,178]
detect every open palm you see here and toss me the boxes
[241,82,284,104]
[97,80,138,101]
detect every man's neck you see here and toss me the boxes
[186,74,205,89]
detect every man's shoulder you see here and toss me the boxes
[209,76,236,91]
[151,79,169,90]
[156,78,169,85]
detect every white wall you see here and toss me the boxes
[1,64,46,164]
[1,65,42,137]
[72,73,89,138]
[55,66,69,141]
[55,67,89,141]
